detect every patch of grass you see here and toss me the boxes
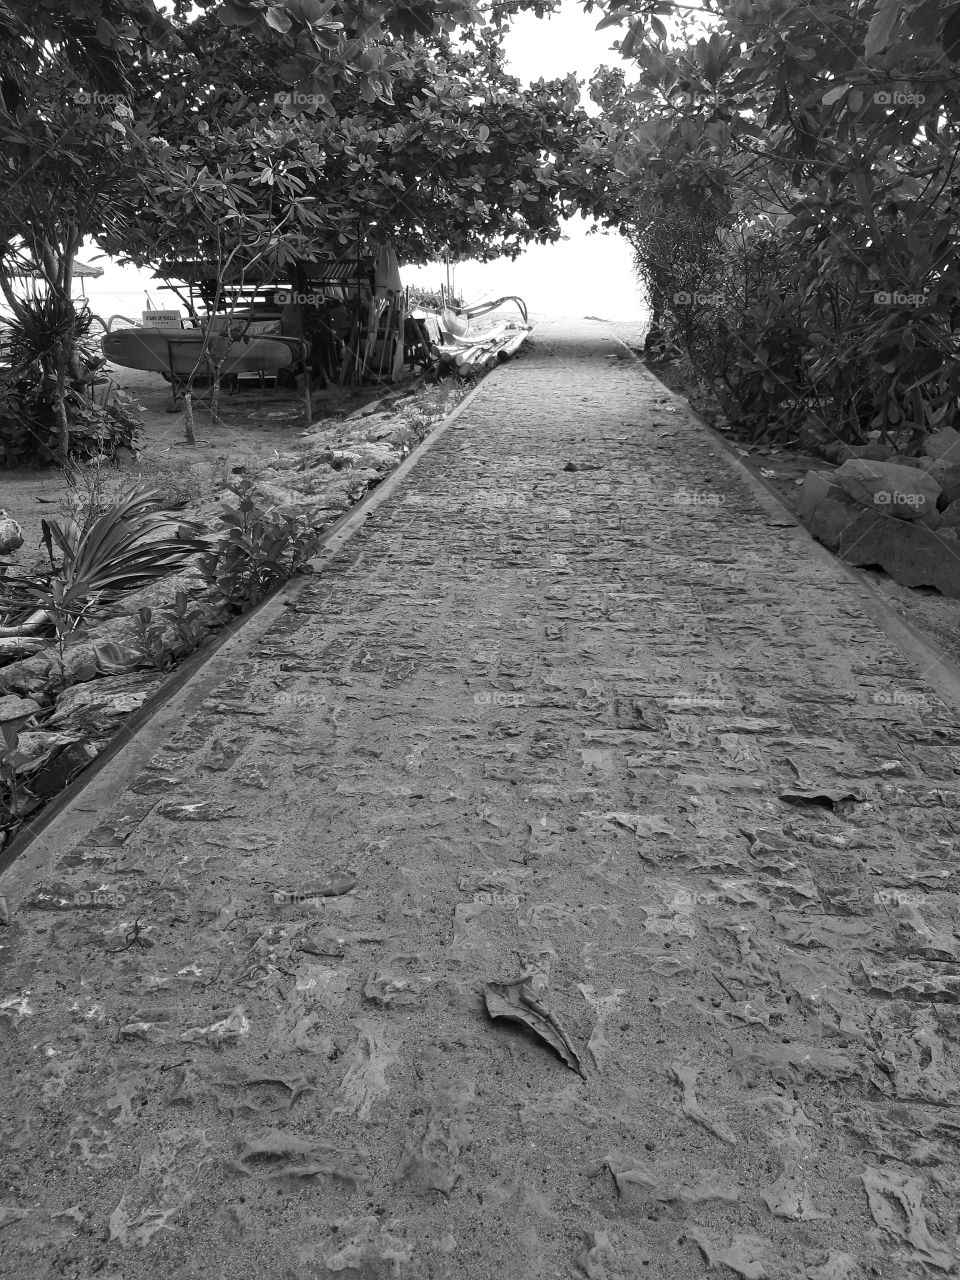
[58,458,131,527]
[130,456,209,510]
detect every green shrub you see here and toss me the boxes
[0,295,142,465]
[198,479,322,611]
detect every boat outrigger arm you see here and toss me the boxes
[458,294,528,324]
[438,288,528,339]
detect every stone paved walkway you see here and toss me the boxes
[2,317,960,1279]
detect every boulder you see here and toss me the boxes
[15,728,85,771]
[48,671,164,733]
[915,456,960,488]
[832,458,940,521]
[0,694,41,725]
[939,500,960,530]
[922,426,960,462]
[0,513,23,555]
[839,516,960,598]
[796,472,863,549]
[29,740,100,797]
[938,469,960,511]
[843,442,897,462]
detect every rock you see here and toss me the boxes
[839,515,960,597]
[0,651,58,695]
[922,426,960,462]
[915,456,960,488]
[937,468,960,511]
[347,442,398,471]
[845,442,897,462]
[799,469,960,595]
[0,694,41,725]
[29,740,100,797]
[15,729,85,771]
[48,672,164,733]
[796,472,862,549]
[0,617,143,693]
[832,458,940,521]
[0,513,23,555]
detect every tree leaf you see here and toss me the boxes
[264,6,293,33]
[864,0,902,58]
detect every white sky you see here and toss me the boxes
[504,1,630,105]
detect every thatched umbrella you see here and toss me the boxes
[7,260,105,297]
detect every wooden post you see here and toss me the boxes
[303,357,313,425]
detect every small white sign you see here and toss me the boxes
[142,310,182,328]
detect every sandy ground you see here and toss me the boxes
[0,354,451,575]
[0,317,958,1278]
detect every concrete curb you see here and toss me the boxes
[0,367,500,891]
[612,333,960,717]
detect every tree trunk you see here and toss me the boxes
[52,379,70,458]
[209,355,226,425]
[182,389,197,445]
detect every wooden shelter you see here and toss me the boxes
[153,241,406,387]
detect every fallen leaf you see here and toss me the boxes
[336,1022,400,1121]
[687,1228,768,1278]
[862,1165,953,1270]
[602,812,678,838]
[234,1129,368,1187]
[576,1230,617,1279]
[669,1062,736,1144]
[802,1251,858,1280]
[485,978,585,1077]
[155,801,237,822]
[779,786,866,811]
[180,1006,249,1047]
[271,870,357,902]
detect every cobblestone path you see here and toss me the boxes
[2,317,960,1279]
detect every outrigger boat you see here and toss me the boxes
[101,325,306,408]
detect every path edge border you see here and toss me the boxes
[0,367,498,891]
[612,331,960,717]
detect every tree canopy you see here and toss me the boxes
[583,0,960,448]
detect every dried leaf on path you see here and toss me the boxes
[778,786,866,811]
[336,1021,400,1121]
[108,1197,180,1247]
[485,978,585,1077]
[687,1228,768,1278]
[395,1079,476,1197]
[271,870,357,902]
[801,1253,858,1280]
[155,800,237,822]
[862,1165,954,1271]
[578,985,626,1070]
[576,1230,617,1279]
[668,1062,736,1145]
[233,1129,368,1187]
[602,812,678,839]
[180,1006,249,1047]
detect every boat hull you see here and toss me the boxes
[102,328,299,376]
